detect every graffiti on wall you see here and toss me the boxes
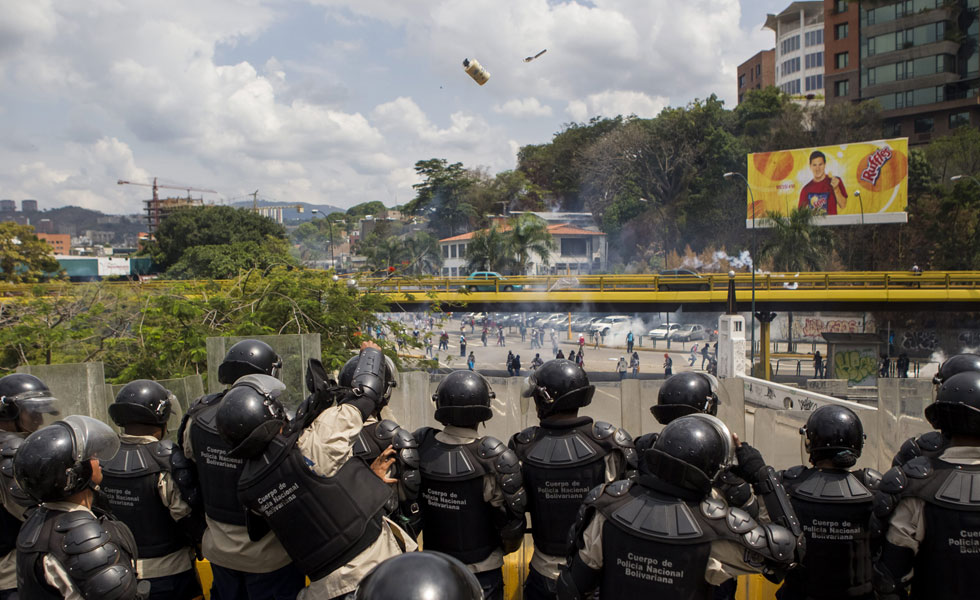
[899,329,939,352]
[781,314,874,342]
[834,349,878,385]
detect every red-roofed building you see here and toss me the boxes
[438,223,607,276]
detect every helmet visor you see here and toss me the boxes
[384,355,399,399]
[61,415,120,462]
[15,395,61,430]
[521,373,538,399]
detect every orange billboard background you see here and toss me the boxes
[746,138,909,226]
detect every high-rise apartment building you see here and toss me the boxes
[766,2,826,99]
[824,0,861,103]
[738,50,777,104]
[828,0,980,143]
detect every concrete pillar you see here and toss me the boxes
[718,314,747,379]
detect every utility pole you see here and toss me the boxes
[251,190,259,212]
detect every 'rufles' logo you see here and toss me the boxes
[860,148,893,185]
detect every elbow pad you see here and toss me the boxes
[556,556,601,600]
[345,348,387,419]
[752,466,803,537]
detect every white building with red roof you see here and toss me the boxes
[438,222,607,277]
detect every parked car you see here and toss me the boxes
[669,324,707,342]
[464,271,523,292]
[571,315,601,332]
[657,269,710,291]
[540,313,569,329]
[648,323,681,340]
[590,315,631,337]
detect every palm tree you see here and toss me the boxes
[403,232,443,275]
[506,214,557,275]
[759,208,833,271]
[363,236,408,272]
[466,226,512,273]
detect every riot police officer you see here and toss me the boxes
[14,415,147,599]
[558,414,805,599]
[873,370,980,600]
[0,373,60,599]
[777,405,880,600]
[354,552,483,600]
[338,355,421,538]
[634,371,759,600]
[415,371,526,600]
[175,339,303,600]
[889,353,980,467]
[510,359,636,600]
[217,343,414,600]
[101,380,202,600]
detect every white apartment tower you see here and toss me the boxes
[765,1,826,101]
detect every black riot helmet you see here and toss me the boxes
[933,354,980,386]
[215,374,287,458]
[652,372,719,424]
[217,339,283,385]
[926,370,980,437]
[0,373,60,431]
[800,405,865,468]
[108,379,174,427]
[339,353,399,408]
[646,414,734,497]
[355,551,483,600]
[432,371,494,428]
[14,415,120,502]
[521,359,594,419]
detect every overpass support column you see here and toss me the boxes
[755,311,777,380]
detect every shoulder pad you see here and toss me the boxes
[0,434,24,477]
[488,444,521,477]
[935,470,980,507]
[391,428,417,451]
[583,483,606,505]
[878,466,908,495]
[101,443,165,477]
[56,511,111,554]
[917,431,948,453]
[154,439,174,463]
[189,392,223,414]
[701,497,728,520]
[892,437,922,467]
[413,427,437,445]
[902,456,932,479]
[782,465,806,481]
[592,421,616,440]
[861,468,883,491]
[515,426,538,445]
[726,507,757,535]
[477,436,507,459]
[374,419,401,441]
[791,470,874,502]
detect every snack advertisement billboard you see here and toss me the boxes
[746,138,909,227]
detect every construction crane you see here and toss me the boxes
[246,190,305,224]
[117,177,218,233]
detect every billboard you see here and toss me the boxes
[746,138,908,227]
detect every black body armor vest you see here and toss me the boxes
[417,429,500,564]
[16,507,140,600]
[188,394,248,526]
[780,467,877,599]
[511,418,629,555]
[0,431,25,557]
[594,482,726,600]
[899,458,980,600]
[100,439,187,558]
[237,433,392,581]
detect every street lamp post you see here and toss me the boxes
[853,190,865,226]
[952,174,980,186]
[723,172,757,374]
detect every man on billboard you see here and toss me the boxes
[799,150,848,215]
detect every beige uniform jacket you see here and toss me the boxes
[296,403,415,600]
[182,418,293,572]
[115,434,196,579]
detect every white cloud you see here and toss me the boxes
[565,90,669,121]
[0,1,780,213]
[493,97,553,118]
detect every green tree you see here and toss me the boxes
[362,235,408,272]
[406,159,476,238]
[0,223,62,283]
[465,226,512,273]
[924,125,980,183]
[758,208,834,271]
[346,201,387,218]
[506,214,556,275]
[165,239,293,279]
[402,232,443,275]
[145,206,290,273]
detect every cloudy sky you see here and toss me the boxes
[0,0,788,214]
